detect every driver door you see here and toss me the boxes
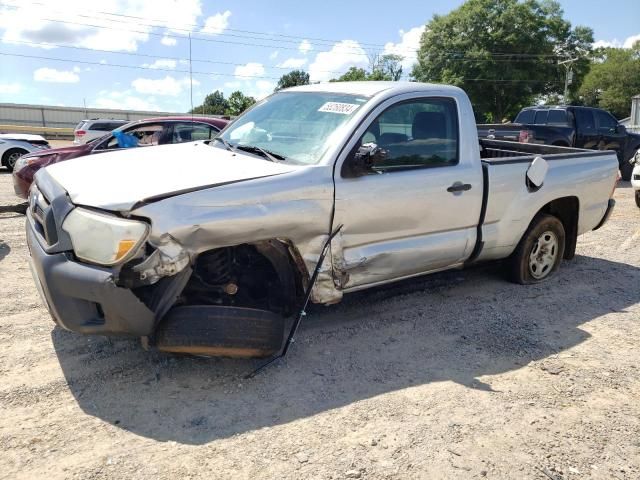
[333,94,482,289]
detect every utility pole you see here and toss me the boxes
[558,57,578,104]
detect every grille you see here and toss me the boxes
[30,187,58,246]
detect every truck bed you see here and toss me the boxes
[474,138,618,264]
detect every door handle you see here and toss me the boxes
[447,182,472,193]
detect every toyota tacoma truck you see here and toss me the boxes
[26,82,618,358]
[477,105,640,181]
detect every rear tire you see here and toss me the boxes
[2,148,28,172]
[155,305,285,358]
[508,214,565,284]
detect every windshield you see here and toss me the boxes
[218,91,370,165]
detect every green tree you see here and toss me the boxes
[330,55,405,82]
[412,0,593,121]
[371,54,404,81]
[226,91,256,116]
[330,67,368,82]
[191,90,228,115]
[579,44,640,118]
[275,70,310,91]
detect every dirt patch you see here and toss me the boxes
[0,174,639,479]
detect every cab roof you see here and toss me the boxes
[285,81,463,98]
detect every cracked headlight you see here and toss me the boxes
[62,208,149,266]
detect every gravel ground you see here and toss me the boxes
[0,168,639,480]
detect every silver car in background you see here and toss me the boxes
[0,134,50,172]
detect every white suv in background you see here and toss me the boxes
[74,119,129,145]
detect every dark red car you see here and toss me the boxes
[12,116,229,198]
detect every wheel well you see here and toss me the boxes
[538,196,579,259]
[2,147,28,166]
[180,240,306,316]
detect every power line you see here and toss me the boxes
[0,2,375,56]
[4,39,360,75]
[0,2,575,60]
[0,0,394,50]
[0,51,282,79]
[0,51,565,85]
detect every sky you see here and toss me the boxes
[0,0,638,112]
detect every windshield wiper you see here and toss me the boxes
[212,136,236,152]
[236,145,286,163]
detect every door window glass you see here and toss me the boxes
[574,109,595,131]
[533,110,549,124]
[515,109,535,124]
[173,123,215,143]
[104,124,167,149]
[357,97,459,171]
[547,110,568,125]
[595,110,618,131]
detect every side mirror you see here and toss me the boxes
[342,142,384,178]
[616,124,627,134]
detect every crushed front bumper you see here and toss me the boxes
[27,224,158,335]
[25,173,189,336]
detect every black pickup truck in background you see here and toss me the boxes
[477,106,640,180]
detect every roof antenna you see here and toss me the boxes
[245,224,343,379]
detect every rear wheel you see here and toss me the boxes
[2,148,27,172]
[509,214,565,284]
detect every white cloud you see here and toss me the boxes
[0,83,21,94]
[234,62,265,79]
[624,34,640,48]
[131,76,195,96]
[299,39,312,55]
[277,57,307,69]
[0,0,203,52]
[269,51,280,60]
[222,79,275,100]
[201,10,231,35]
[593,33,640,49]
[383,25,425,72]
[142,59,177,70]
[33,67,79,83]
[72,66,81,73]
[161,35,177,46]
[93,90,161,111]
[308,40,368,82]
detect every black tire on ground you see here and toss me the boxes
[635,191,640,209]
[154,305,285,358]
[620,161,634,182]
[2,148,28,172]
[508,213,566,285]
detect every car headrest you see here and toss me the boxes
[412,111,446,139]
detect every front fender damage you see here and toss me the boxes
[132,235,190,285]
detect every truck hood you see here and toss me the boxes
[43,142,299,211]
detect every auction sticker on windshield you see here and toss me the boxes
[318,102,360,114]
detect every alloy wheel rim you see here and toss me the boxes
[7,152,23,168]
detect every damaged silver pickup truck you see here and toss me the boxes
[26,82,618,358]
